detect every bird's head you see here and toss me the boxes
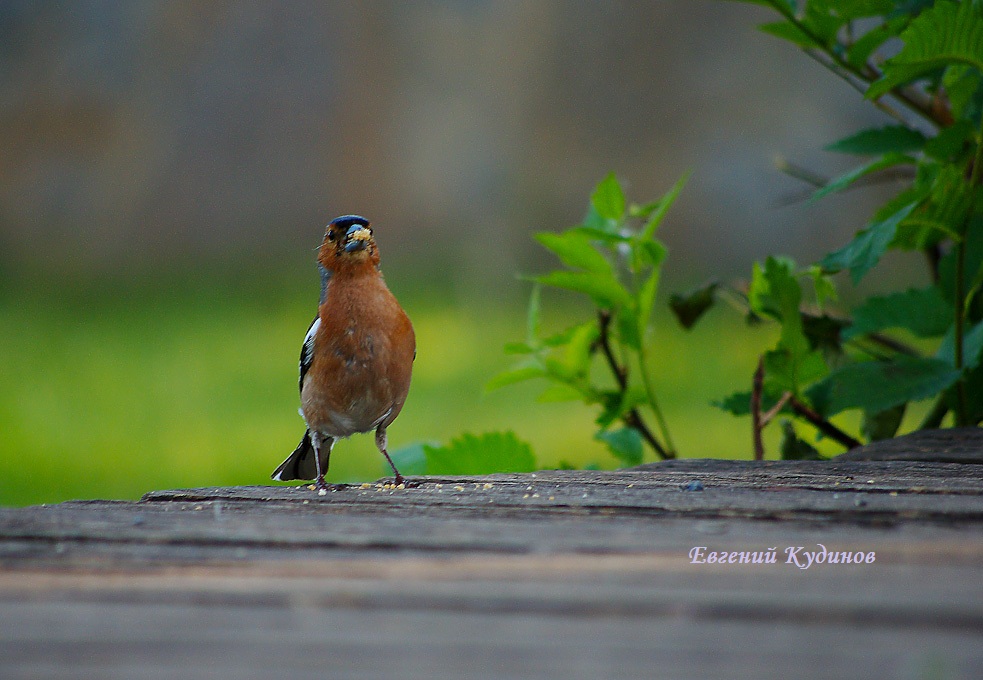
[317,215,380,272]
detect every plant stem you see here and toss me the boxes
[752,357,765,460]
[763,0,947,129]
[862,332,921,358]
[918,395,949,430]
[800,49,910,125]
[596,311,674,460]
[787,395,863,450]
[639,341,678,457]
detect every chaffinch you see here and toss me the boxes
[271,215,416,492]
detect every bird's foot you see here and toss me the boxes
[310,476,341,496]
[392,474,420,489]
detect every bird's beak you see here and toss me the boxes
[343,225,371,252]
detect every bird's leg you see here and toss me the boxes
[311,432,333,492]
[375,427,411,487]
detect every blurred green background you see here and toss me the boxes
[0,2,927,505]
[0,265,793,506]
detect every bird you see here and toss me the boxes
[271,215,416,492]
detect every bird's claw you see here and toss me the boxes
[312,477,341,495]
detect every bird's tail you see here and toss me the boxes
[271,430,318,481]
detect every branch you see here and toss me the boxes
[596,310,673,460]
[787,394,862,450]
[919,394,949,430]
[752,358,765,461]
[763,0,950,129]
[762,392,793,426]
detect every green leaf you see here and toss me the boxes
[834,0,897,22]
[763,348,828,394]
[535,270,632,308]
[806,357,960,417]
[630,239,667,271]
[540,324,580,348]
[825,125,926,155]
[807,266,838,310]
[570,226,630,244]
[640,171,690,241]
[537,383,585,402]
[423,432,536,475]
[669,282,719,329]
[844,286,952,340]
[939,214,983,303]
[758,20,819,48]
[821,202,918,284]
[535,232,612,274]
[617,305,642,350]
[713,390,753,417]
[779,421,824,460]
[803,314,848,356]
[594,384,648,429]
[749,257,809,356]
[629,199,663,219]
[846,18,904,70]
[591,173,626,222]
[893,164,973,248]
[867,0,983,99]
[503,341,535,355]
[811,153,915,202]
[888,0,934,19]
[563,321,601,377]
[485,364,546,392]
[944,64,983,121]
[595,390,624,429]
[542,321,599,382]
[936,319,983,371]
[582,202,617,234]
[596,427,644,467]
[861,403,906,442]
[924,120,975,162]
[801,0,843,46]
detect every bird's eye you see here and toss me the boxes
[326,230,336,242]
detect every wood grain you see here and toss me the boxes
[2,452,982,679]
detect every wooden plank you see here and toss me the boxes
[2,595,979,680]
[2,459,982,679]
[836,427,983,463]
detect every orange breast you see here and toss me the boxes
[301,271,415,437]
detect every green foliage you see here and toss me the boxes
[491,173,689,464]
[844,286,952,339]
[685,0,983,451]
[595,427,644,466]
[401,432,538,476]
[669,282,719,329]
[866,0,983,98]
[820,202,917,284]
[825,125,926,155]
[779,421,825,460]
[807,357,961,416]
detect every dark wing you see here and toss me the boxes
[299,315,320,393]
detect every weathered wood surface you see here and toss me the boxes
[2,451,983,679]
[836,426,983,463]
